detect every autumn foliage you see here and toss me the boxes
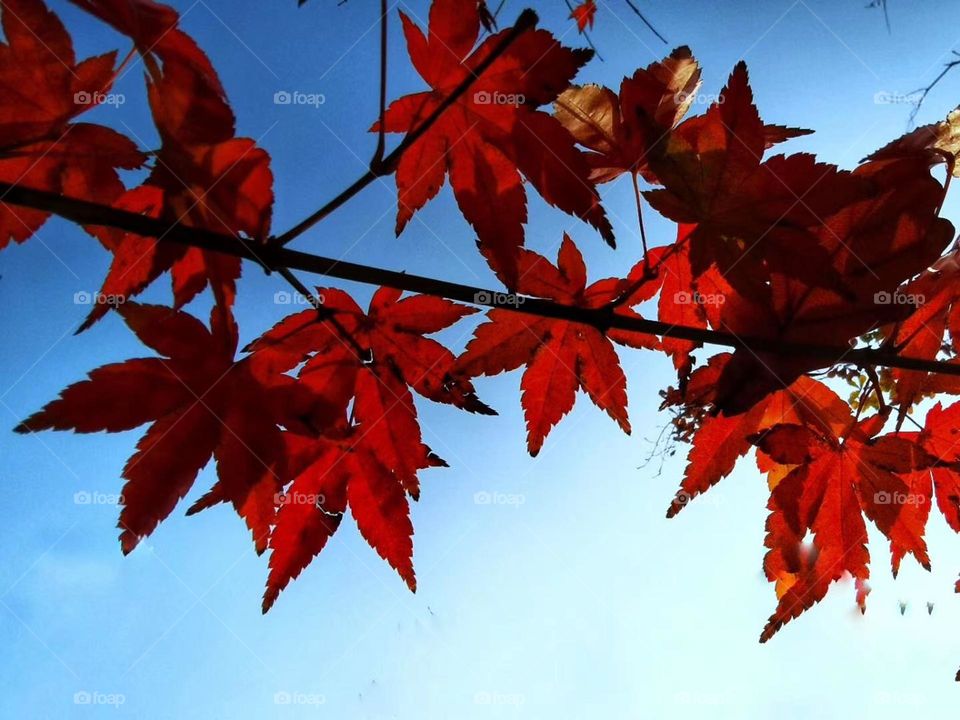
[7,0,960,680]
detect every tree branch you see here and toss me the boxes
[909,50,960,125]
[7,180,960,379]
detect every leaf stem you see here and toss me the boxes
[276,267,369,359]
[631,171,649,270]
[372,0,388,168]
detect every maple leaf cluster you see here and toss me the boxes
[6,0,960,679]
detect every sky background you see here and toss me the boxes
[3,0,960,717]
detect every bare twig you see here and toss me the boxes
[867,0,891,33]
[562,0,603,61]
[276,267,369,359]
[372,0,389,168]
[909,50,960,125]
[622,0,666,44]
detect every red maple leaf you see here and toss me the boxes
[263,427,416,611]
[557,49,810,188]
[696,152,954,414]
[249,287,494,412]
[555,47,703,184]
[67,0,224,96]
[664,371,853,518]
[880,251,960,420]
[0,0,145,248]
[456,234,657,455]
[79,44,272,329]
[16,303,300,554]
[750,404,934,640]
[247,287,492,605]
[641,63,853,291]
[919,401,960,533]
[375,0,613,285]
[569,0,596,32]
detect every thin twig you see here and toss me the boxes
[867,0,891,33]
[372,0,388,168]
[607,171,656,309]
[276,267,369,359]
[863,364,887,412]
[909,50,960,126]
[622,0,666,44]
[631,171,649,266]
[562,0,603,62]
[7,181,960,379]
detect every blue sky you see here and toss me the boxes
[3,0,960,717]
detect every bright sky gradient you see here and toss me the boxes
[3,0,960,717]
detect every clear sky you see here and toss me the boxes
[3,0,960,717]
